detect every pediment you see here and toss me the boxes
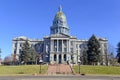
[50,33,70,38]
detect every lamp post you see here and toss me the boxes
[78,60,81,74]
[39,59,43,74]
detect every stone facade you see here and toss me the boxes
[11,6,108,65]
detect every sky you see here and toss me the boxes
[0,0,120,59]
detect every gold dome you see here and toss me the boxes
[54,5,66,21]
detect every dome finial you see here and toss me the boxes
[58,5,62,12]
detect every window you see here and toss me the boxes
[76,44,78,48]
[19,49,22,54]
[14,49,16,54]
[31,44,34,48]
[64,54,66,61]
[54,48,57,52]
[71,48,73,53]
[76,50,78,53]
[71,41,73,46]
[15,43,17,47]
[79,45,81,48]
[64,48,67,52]
[63,40,67,46]
[20,43,23,47]
[54,54,56,61]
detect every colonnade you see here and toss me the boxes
[50,39,69,53]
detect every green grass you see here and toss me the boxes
[0,65,48,76]
[73,65,120,75]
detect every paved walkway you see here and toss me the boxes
[46,64,72,75]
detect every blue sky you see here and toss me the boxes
[0,0,120,59]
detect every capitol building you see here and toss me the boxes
[12,6,108,65]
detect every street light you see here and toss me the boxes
[39,59,43,74]
[78,60,81,74]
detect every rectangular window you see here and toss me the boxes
[14,49,16,54]
[58,48,62,52]
[71,41,73,46]
[54,48,57,52]
[64,48,67,52]
[76,44,78,48]
[15,43,17,47]
[79,45,81,48]
[71,48,73,53]
[76,50,78,53]
[20,43,23,47]
[31,44,34,48]
[19,49,22,54]
[63,40,67,46]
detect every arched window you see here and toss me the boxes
[64,54,66,61]
[54,54,56,61]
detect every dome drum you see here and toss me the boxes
[50,6,70,36]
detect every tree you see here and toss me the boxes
[30,47,37,64]
[109,52,116,66]
[20,40,37,64]
[82,50,88,65]
[108,43,115,65]
[20,40,31,64]
[81,45,88,65]
[116,42,120,64]
[4,55,12,65]
[87,35,100,65]
[11,54,19,65]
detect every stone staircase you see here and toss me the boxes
[46,64,73,75]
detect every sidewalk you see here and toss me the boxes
[46,64,72,75]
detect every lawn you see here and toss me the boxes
[0,65,48,76]
[73,65,120,75]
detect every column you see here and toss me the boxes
[50,40,54,52]
[16,42,19,55]
[62,54,64,63]
[67,54,70,64]
[57,40,58,52]
[50,54,53,64]
[67,40,69,53]
[57,54,59,63]
[62,40,63,52]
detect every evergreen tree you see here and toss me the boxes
[82,47,88,65]
[116,42,120,63]
[20,40,31,64]
[30,47,37,64]
[87,35,100,65]
[82,51,88,65]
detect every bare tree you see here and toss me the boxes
[11,54,19,65]
[4,55,12,65]
[108,43,116,65]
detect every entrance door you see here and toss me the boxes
[64,54,66,61]
[59,54,61,63]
